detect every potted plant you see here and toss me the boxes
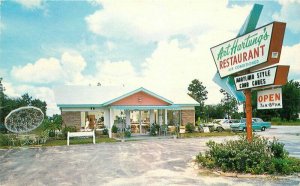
[111,125,118,138]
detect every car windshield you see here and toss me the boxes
[255,118,264,122]
[240,118,264,123]
[230,119,240,123]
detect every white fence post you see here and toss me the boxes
[67,132,70,146]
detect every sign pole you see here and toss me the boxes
[245,89,253,142]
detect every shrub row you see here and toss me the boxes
[196,134,300,175]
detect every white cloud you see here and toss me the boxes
[61,52,86,84]
[273,0,300,33]
[139,32,235,105]
[280,43,300,81]
[2,82,19,98]
[85,0,251,42]
[14,0,43,9]
[11,58,63,83]
[11,51,87,84]
[95,60,139,86]
[106,41,116,51]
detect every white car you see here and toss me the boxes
[212,119,240,131]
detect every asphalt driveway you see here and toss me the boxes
[0,126,299,186]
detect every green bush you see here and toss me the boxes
[0,134,11,146]
[269,138,288,158]
[185,123,195,133]
[62,126,77,139]
[124,127,131,138]
[102,127,109,135]
[111,125,118,133]
[271,117,281,122]
[196,134,300,175]
[0,124,7,134]
[150,123,159,136]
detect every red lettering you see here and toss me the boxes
[248,49,253,60]
[260,44,265,56]
[275,93,281,101]
[243,52,247,62]
[263,95,268,102]
[269,94,274,101]
[253,47,259,58]
[219,61,224,69]
[258,96,263,102]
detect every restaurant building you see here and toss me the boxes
[54,86,198,137]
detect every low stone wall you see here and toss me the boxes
[62,111,81,130]
[181,110,195,126]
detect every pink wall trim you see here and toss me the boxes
[110,91,170,106]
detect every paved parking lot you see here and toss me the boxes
[0,126,299,186]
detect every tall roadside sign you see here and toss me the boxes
[210,4,289,142]
[211,4,264,102]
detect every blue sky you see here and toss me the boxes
[1,0,300,115]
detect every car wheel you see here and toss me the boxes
[261,127,266,131]
[216,127,223,132]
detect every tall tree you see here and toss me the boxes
[279,80,300,120]
[0,93,47,123]
[188,79,208,119]
[188,79,208,106]
[220,89,239,119]
[252,80,300,121]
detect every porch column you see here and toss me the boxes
[125,110,130,128]
[165,109,168,125]
[139,110,142,134]
[104,108,111,137]
[150,109,155,124]
[109,108,114,138]
[158,110,163,126]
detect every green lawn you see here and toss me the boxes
[271,121,300,126]
[45,137,116,146]
[0,131,237,148]
[179,131,237,138]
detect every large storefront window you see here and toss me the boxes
[130,110,150,134]
[167,110,181,126]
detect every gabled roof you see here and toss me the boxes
[54,85,199,107]
[102,87,173,106]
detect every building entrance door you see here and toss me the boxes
[88,115,96,129]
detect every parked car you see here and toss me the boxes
[206,119,240,132]
[230,118,271,132]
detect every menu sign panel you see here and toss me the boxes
[211,22,286,78]
[234,66,276,91]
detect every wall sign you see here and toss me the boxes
[257,88,282,109]
[211,22,286,78]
